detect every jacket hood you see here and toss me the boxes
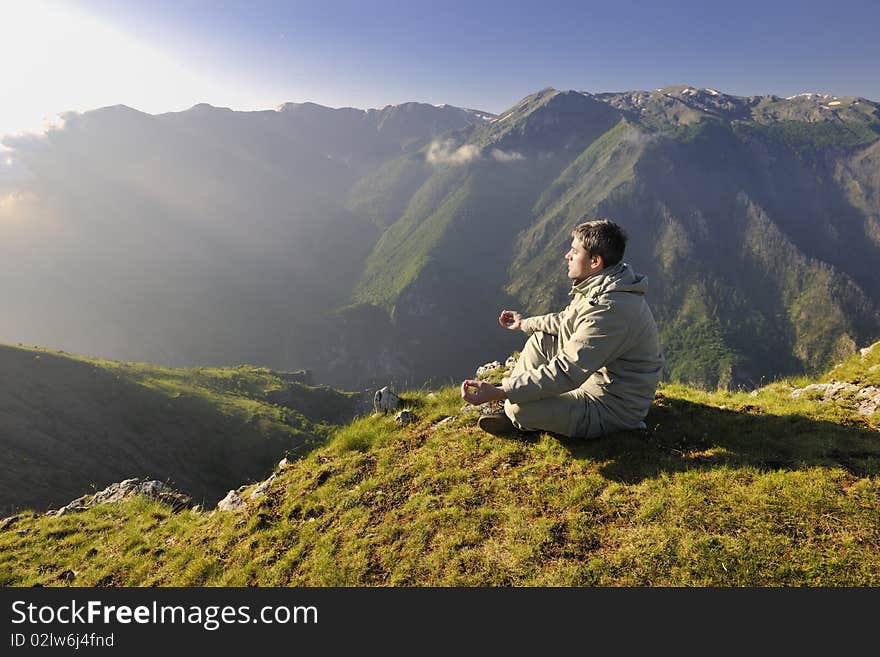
[570,262,648,300]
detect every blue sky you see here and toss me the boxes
[3,0,879,136]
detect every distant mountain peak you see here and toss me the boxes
[188,102,227,111]
[275,101,331,113]
[786,92,838,100]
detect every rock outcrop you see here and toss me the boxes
[216,489,246,512]
[374,386,400,413]
[50,479,192,517]
[791,381,880,417]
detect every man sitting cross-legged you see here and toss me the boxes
[461,219,664,438]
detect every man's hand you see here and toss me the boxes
[498,310,523,331]
[460,379,507,405]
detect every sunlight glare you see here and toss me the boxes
[0,1,254,138]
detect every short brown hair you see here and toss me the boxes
[571,219,628,267]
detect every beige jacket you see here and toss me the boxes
[501,261,664,428]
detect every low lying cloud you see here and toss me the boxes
[426,139,525,166]
[621,128,657,146]
[426,139,480,165]
[490,148,524,162]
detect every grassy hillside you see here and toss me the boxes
[0,344,360,513]
[2,344,878,586]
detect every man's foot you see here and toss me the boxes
[478,413,518,436]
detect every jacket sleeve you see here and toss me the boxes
[519,312,563,336]
[502,302,629,403]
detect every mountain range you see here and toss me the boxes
[2,86,879,390]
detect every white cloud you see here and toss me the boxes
[621,128,656,146]
[426,140,526,166]
[490,148,524,162]
[426,139,481,165]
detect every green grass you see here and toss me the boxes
[7,343,349,429]
[2,346,879,586]
[0,343,360,513]
[824,342,880,388]
[353,166,472,308]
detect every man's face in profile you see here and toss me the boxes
[565,237,592,282]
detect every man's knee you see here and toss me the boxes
[504,395,600,439]
[504,398,565,435]
[503,399,531,431]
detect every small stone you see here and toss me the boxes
[374,386,400,413]
[395,409,417,425]
[55,494,91,516]
[278,457,292,470]
[460,402,500,415]
[0,515,21,531]
[249,474,277,499]
[433,416,455,428]
[475,361,502,378]
[856,386,880,416]
[217,490,246,512]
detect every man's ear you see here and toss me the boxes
[590,254,604,270]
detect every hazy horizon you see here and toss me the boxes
[3,0,879,139]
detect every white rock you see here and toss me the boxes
[790,382,859,400]
[856,386,880,416]
[475,361,502,378]
[460,402,499,415]
[217,490,246,512]
[249,474,277,499]
[790,381,880,416]
[52,479,192,516]
[374,386,400,413]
